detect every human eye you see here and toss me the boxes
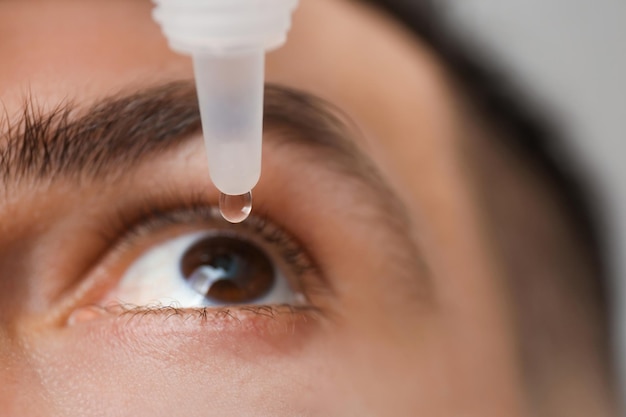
[102,207,308,310]
[66,199,320,323]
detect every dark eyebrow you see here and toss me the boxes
[1,82,199,184]
[0,82,370,186]
[0,81,428,298]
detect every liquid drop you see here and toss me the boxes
[219,191,252,223]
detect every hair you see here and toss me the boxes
[362,0,615,410]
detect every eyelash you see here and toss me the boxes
[99,191,322,302]
[111,303,318,323]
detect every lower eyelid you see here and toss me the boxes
[65,303,322,347]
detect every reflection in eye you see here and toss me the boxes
[109,230,303,308]
[183,235,275,303]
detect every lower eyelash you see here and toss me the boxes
[96,302,323,325]
[66,302,325,338]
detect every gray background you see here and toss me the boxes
[443,0,626,397]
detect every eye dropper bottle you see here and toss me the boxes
[152,0,299,223]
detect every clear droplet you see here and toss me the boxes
[219,191,252,223]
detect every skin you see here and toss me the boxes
[0,0,606,416]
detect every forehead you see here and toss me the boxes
[0,0,466,214]
[0,2,452,118]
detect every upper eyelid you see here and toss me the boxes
[0,80,413,246]
[0,80,397,224]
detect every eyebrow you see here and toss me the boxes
[0,81,427,296]
[0,82,367,185]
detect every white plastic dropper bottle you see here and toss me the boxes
[152,0,299,222]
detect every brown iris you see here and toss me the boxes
[180,235,275,304]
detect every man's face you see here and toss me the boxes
[0,0,526,415]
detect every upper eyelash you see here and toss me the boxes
[134,205,316,277]
[100,190,320,286]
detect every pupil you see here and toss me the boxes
[180,236,275,304]
[209,254,234,273]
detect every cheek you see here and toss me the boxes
[19,315,339,416]
[17,314,435,416]
[0,339,53,415]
